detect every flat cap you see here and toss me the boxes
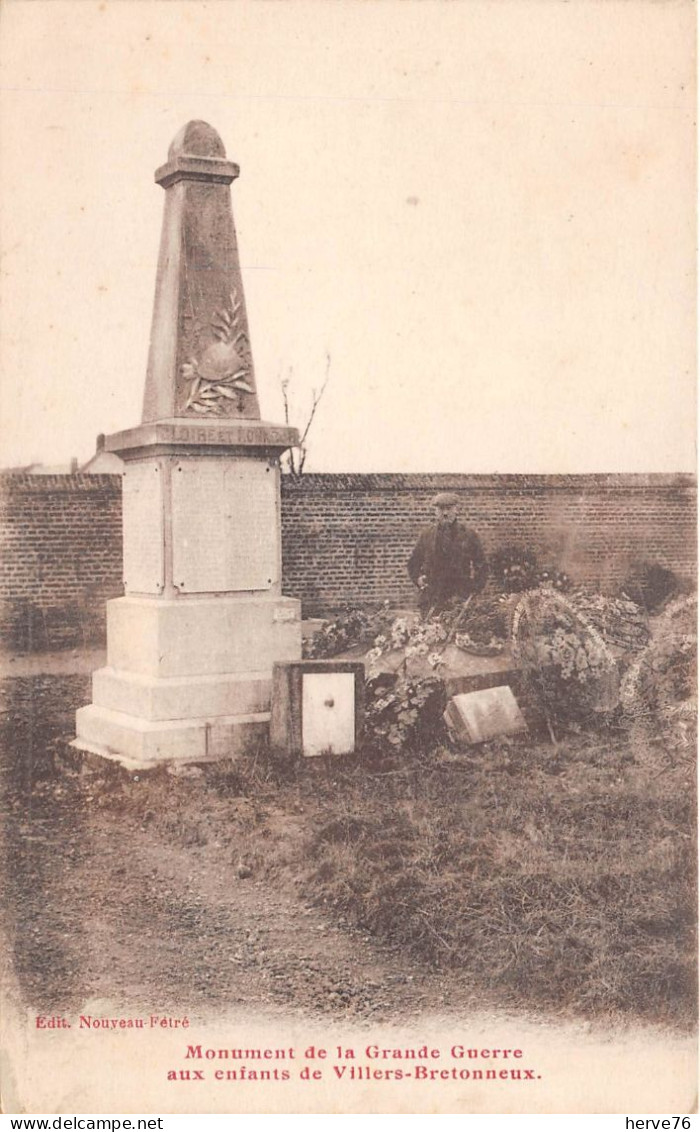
[431,492,461,508]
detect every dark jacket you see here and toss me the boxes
[408,520,487,610]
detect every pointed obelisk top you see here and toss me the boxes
[142,121,261,423]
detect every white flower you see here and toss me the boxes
[391,618,411,647]
[428,652,443,669]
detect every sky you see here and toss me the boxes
[0,0,696,473]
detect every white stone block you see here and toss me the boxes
[74,704,268,767]
[106,594,301,677]
[301,672,356,757]
[92,667,272,721]
[270,660,365,757]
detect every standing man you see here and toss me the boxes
[408,492,487,615]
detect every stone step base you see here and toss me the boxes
[73,703,269,769]
[92,666,271,721]
[106,594,301,678]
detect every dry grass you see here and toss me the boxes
[288,728,697,1028]
[2,675,696,1029]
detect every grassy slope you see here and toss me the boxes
[295,730,696,1027]
[1,675,696,1029]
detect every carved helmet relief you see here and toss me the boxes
[182,289,255,415]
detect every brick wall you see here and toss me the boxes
[0,475,123,648]
[0,472,695,646]
[280,474,697,614]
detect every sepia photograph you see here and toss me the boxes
[0,0,696,1116]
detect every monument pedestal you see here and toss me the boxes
[73,423,302,768]
[75,593,300,768]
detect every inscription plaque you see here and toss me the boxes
[122,461,165,594]
[171,458,278,592]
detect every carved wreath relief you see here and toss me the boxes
[182,288,254,415]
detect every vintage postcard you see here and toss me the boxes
[0,0,696,1116]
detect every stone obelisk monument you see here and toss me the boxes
[74,121,302,767]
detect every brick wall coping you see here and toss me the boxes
[0,474,123,494]
[281,472,696,493]
[1,471,695,495]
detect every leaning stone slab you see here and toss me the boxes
[443,685,528,745]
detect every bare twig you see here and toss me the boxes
[279,368,298,477]
[297,352,331,476]
[279,353,331,479]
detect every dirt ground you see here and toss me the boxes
[0,668,475,1022]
